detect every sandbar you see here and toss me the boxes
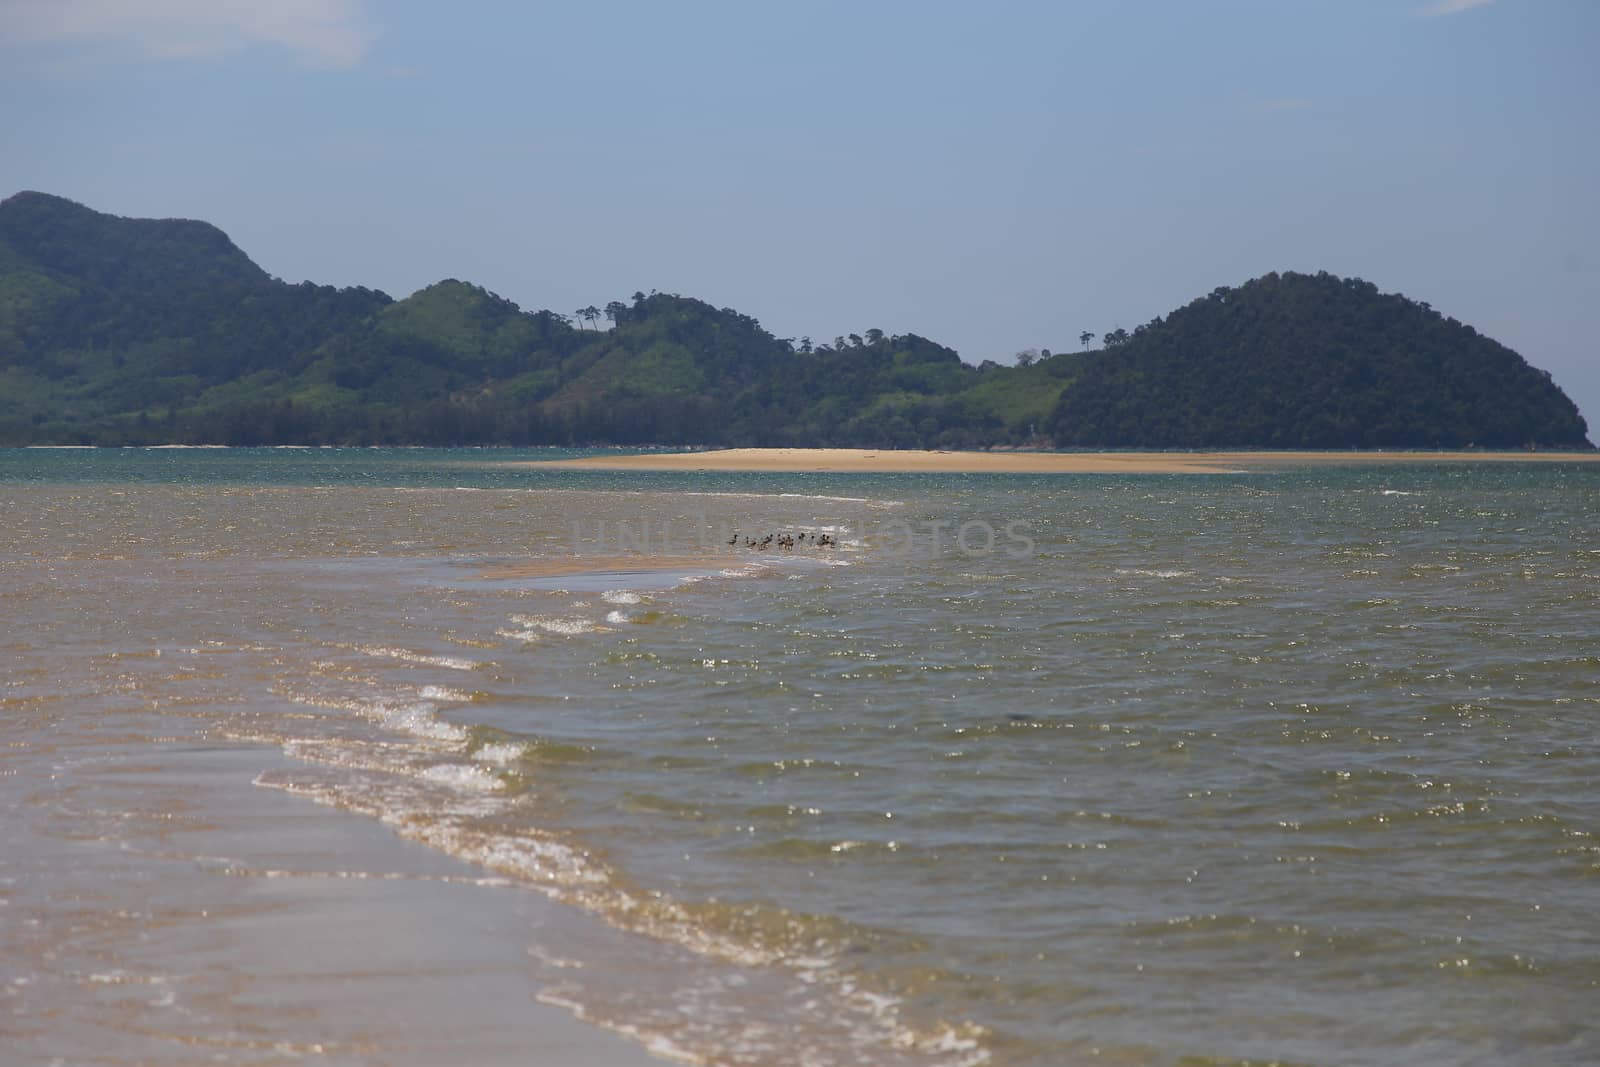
[526,447,1600,475]
[478,554,749,581]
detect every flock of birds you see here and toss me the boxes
[727,530,836,551]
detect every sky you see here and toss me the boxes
[3,0,1597,427]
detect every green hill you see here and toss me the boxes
[0,192,390,442]
[0,192,1589,450]
[1047,272,1590,449]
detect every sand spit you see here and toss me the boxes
[477,554,750,581]
[523,447,1600,475]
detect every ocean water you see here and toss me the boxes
[3,448,1597,1066]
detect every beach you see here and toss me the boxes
[0,734,673,1067]
[527,446,1600,474]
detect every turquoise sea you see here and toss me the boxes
[3,448,1597,1066]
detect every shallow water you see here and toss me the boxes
[3,448,1597,1065]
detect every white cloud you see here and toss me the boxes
[0,0,373,67]
[1421,0,1495,16]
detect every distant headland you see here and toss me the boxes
[0,191,1590,450]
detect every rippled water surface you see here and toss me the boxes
[3,448,1597,1066]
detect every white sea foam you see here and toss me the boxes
[508,614,599,636]
[253,770,508,838]
[418,685,476,703]
[473,741,529,766]
[355,645,483,671]
[417,821,606,888]
[421,763,504,792]
[256,744,994,1067]
[273,694,468,745]
[670,562,772,585]
[605,610,630,624]
[601,589,643,605]
[364,699,468,742]
[1114,568,1195,579]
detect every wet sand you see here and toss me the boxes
[527,447,1600,474]
[478,554,750,581]
[0,734,673,1067]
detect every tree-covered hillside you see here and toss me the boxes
[0,192,391,441]
[1048,272,1590,449]
[0,192,1589,449]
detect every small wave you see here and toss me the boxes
[605,610,630,625]
[258,736,993,1067]
[385,485,502,493]
[1114,567,1195,579]
[778,492,905,508]
[473,741,529,766]
[355,645,484,671]
[420,763,504,792]
[667,490,906,508]
[374,701,469,743]
[418,685,478,703]
[421,822,605,888]
[601,589,644,605]
[507,614,600,636]
[275,689,471,744]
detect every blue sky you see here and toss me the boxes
[3,0,1597,427]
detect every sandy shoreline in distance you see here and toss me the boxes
[523,447,1600,475]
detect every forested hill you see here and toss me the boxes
[1048,272,1590,449]
[0,191,1590,449]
